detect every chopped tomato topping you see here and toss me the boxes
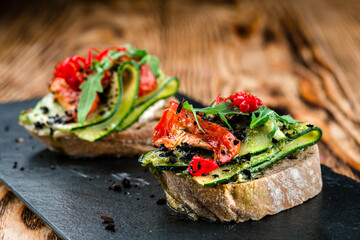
[54,56,87,91]
[188,155,218,176]
[138,64,157,96]
[153,101,240,165]
[50,78,100,121]
[50,47,158,122]
[216,91,263,113]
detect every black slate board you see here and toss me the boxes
[1,97,360,240]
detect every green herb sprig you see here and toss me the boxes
[182,101,302,137]
[77,44,161,124]
[182,101,246,132]
[250,106,301,138]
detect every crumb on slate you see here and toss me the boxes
[156,198,167,205]
[122,178,131,188]
[105,223,116,232]
[15,138,24,143]
[108,182,122,192]
[99,214,114,223]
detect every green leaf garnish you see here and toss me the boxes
[182,101,246,132]
[77,71,104,124]
[140,55,160,77]
[181,100,302,138]
[77,44,161,124]
[77,50,126,124]
[250,106,302,138]
[125,44,148,59]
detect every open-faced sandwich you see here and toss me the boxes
[19,45,178,157]
[140,91,322,222]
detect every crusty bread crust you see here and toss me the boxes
[21,97,175,157]
[26,120,158,157]
[159,145,322,222]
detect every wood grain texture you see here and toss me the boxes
[1,0,360,238]
[0,185,61,239]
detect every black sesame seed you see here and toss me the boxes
[34,121,44,129]
[212,174,219,178]
[40,106,49,114]
[234,139,239,145]
[243,153,251,161]
[243,169,251,179]
[176,99,185,114]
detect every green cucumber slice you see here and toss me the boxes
[193,126,322,186]
[19,72,122,132]
[73,61,140,141]
[140,125,322,186]
[117,77,179,131]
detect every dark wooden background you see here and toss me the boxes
[1,0,360,238]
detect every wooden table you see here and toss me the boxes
[1,0,360,238]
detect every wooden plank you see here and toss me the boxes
[0,0,360,238]
[0,184,61,239]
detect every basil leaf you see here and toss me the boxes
[77,71,104,124]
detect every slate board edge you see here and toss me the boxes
[0,92,201,240]
[0,176,68,240]
[1,94,360,239]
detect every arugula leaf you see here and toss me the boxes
[277,114,301,131]
[100,50,126,69]
[250,106,303,138]
[77,71,104,124]
[140,54,160,77]
[125,44,148,59]
[77,51,125,124]
[182,101,203,131]
[269,118,278,139]
[182,101,247,132]
[250,106,273,129]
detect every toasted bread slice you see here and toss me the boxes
[21,98,174,157]
[157,145,322,222]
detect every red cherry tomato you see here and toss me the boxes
[138,64,157,96]
[188,155,218,176]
